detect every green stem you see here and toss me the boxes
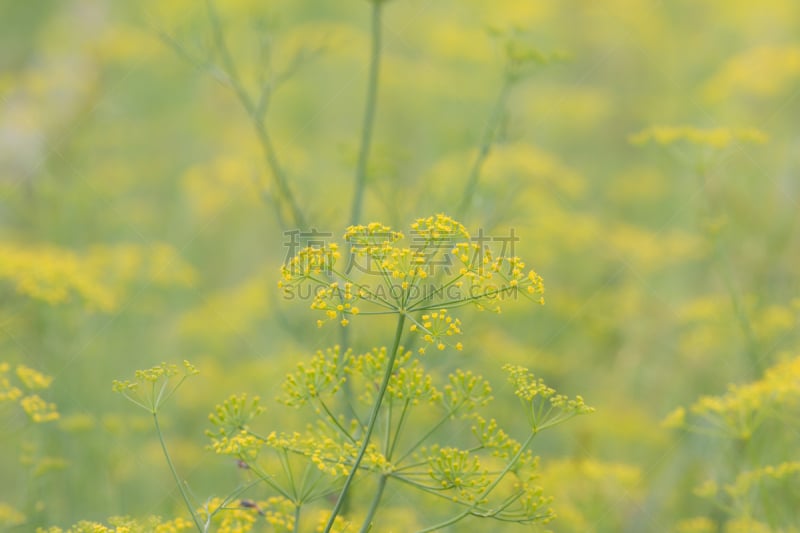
[359,475,388,533]
[252,120,307,228]
[394,400,470,465]
[293,504,301,533]
[456,81,511,218]
[387,399,411,459]
[340,0,385,502]
[323,312,406,532]
[416,431,536,533]
[317,398,356,442]
[153,413,203,531]
[205,0,305,228]
[349,0,384,227]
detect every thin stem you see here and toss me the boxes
[349,0,384,227]
[323,312,406,532]
[153,413,203,531]
[205,0,306,228]
[416,431,536,533]
[456,81,511,218]
[293,504,302,533]
[359,475,388,533]
[394,402,468,465]
[343,1,388,491]
[383,399,393,456]
[387,399,411,460]
[280,447,298,500]
[317,398,357,442]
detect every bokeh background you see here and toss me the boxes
[1,0,799,531]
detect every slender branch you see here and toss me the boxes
[323,312,406,532]
[317,398,357,442]
[349,0,385,227]
[205,0,306,227]
[359,475,389,533]
[416,431,536,532]
[456,81,511,218]
[393,408,459,465]
[387,399,411,459]
[293,504,302,533]
[153,413,203,531]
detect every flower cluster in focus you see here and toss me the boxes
[279,214,545,352]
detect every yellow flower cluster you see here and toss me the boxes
[0,243,196,311]
[345,222,404,250]
[426,446,490,503]
[442,369,493,415]
[281,244,342,282]
[16,364,54,389]
[346,346,396,404]
[420,415,553,524]
[263,430,390,477]
[38,516,193,533]
[279,214,546,352]
[409,215,470,243]
[1,362,59,423]
[198,496,295,533]
[410,309,463,353]
[664,353,800,439]
[629,126,768,149]
[386,359,442,405]
[113,361,199,413]
[209,430,262,459]
[207,394,266,448]
[20,395,60,424]
[503,364,594,431]
[472,416,521,460]
[279,347,349,407]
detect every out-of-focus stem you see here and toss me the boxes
[205,0,306,228]
[349,0,384,227]
[457,81,511,218]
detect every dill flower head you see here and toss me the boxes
[113,360,199,413]
[503,364,594,431]
[278,214,545,351]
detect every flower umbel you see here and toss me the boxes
[279,214,545,352]
[113,360,199,414]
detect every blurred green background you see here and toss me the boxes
[1,0,799,531]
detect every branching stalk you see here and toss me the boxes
[153,413,203,531]
[416,431,536,532]
[359,475,389,533]
[323,312,406,532]
[205,0,306,228]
